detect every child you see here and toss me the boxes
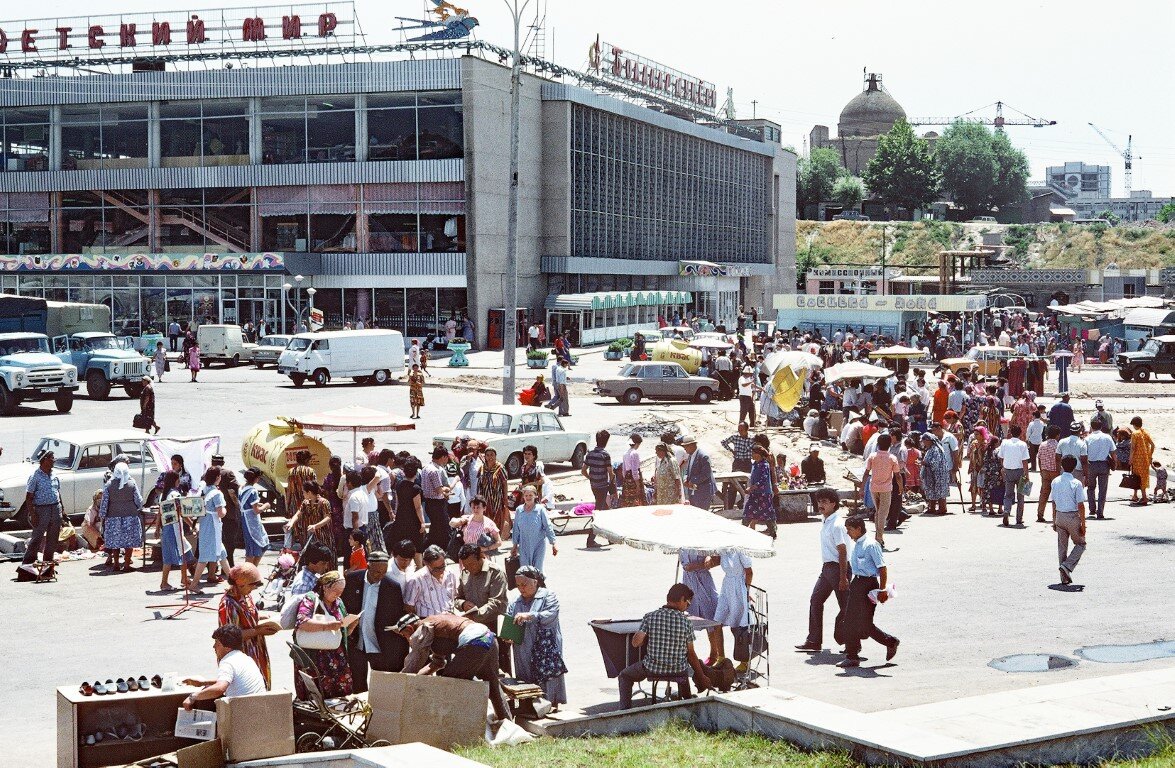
[348,529,369,571]
[902,437,922,501]
[1153,461,1169,504]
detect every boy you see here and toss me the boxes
[348,529,369,572]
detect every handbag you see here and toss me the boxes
[294,594,343,650]
[446,524,465,562]
[165,359,171,372]
[132,413,150,429]
[1119,473,1141,490]
[504,554,521,591]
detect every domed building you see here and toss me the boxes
[810,72,906,176]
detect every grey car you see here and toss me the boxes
[250,335,293,368]
[595,361,719,405]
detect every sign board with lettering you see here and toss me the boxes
[0,3,355,62]
[589,38,717,112]
[773,293,987,313]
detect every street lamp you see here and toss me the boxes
[500,0,531,405]
[283,275,308,332]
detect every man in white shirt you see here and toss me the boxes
[182,625,266,709]
[1025,408,1047,472]
[387,539,417,590]
[405,545,458,618]
[996,424,1031,526]
[527,323,540,350]
[1056,423,1089,484]
[796,488,851,651]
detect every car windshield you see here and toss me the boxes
[0,337,49,355]
[287,338,311,351]
[619,364,641,377]
[30,438,78,468]
[262,337,290,348]
[81,336,119,351]
[456,411,512,434]
[1141,339,1161,355]
[965,348,984,361]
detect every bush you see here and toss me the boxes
[526,348,550,360]
[608,338,635,352]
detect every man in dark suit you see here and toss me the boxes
[341,551,408,693]
[681,434,717,509]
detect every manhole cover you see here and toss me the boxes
[989,654,1078,673]
[1076,641,1175,664]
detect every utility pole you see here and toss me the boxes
[501,0,531,404]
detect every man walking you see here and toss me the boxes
[795,488,850,652]
[20,452,62,578]
[581,430,614,548]
[1092,399,1114,434]
[1084,419,1115,520]
[1047,393,1075,436]
[681,435,716,510]
[168,319,182,353]
[1057,422,1088,485]
[618,584,711,709]
[836,517,899,668]
[547,358,571,417]
[1051,455,1087,585]
[1036,425,1062,523]
[1026,406,1047,472]
[997,424,1031,527]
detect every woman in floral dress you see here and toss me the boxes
[741,445,776,539]
[652,443,682,504]
[293,571,353,699]
[979,435,1004,517]
[408,363,425,419]
[477,447,511,540]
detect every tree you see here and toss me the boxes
[832,176,865,209]
[934,121,1029,218]
[797,147,846,217]
[1157,202,1175,223]
[863,119,939,216]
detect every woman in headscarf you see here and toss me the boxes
[919,432,951,515]
[979,433,1004,517]
[966,425,989,512]
[99,461,144,572]
[652,442,682,504]
[1010,391,1035,438]
[218,562,275,689]
[292,570,353,699]
[478,447,511,540]
[506,567,567,710]
[1129,416,1155,506]
[961,385,983,436]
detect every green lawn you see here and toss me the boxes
[456,721,1175,768]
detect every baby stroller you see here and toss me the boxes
[289,644,391,753]
[255,551,299,612]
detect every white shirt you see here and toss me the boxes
[819,511,852,564]
[388,560,409,590]
[217,650,267,698]
[344,488,366,529]
[528,325,540,339]
[996,438,1030,470]
[1025,419,1046,446]
[737,375,754,397]
[408,345,421,366]
[360,578,381,653]
[405,566,458,618]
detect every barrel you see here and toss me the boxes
[240,419,332,496]
[651,339,702,374]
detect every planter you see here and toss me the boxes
[447,342,471,367]
[526,357,549,369]
[775,489,813,524]
[604,350,624,361]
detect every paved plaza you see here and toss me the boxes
[2,357,1174,765]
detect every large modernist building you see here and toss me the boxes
[0,52,795,347]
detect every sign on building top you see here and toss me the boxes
[588,37,717,112]
[0,3,355,62]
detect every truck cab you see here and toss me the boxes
[0,332,79,416]
[52,332,150,400]
[1117,334,1175,382]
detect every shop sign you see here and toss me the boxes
[773,293,987,313]
[589,38,717,111]
[2,252,286,271]
[679,261,727,278]
[0,3,355,61]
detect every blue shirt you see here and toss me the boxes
[1050,472,1086,513]
[26,468,61,506]
[850,536,885,578]
[1085,432,1115,463]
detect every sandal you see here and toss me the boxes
[80,682,94,697]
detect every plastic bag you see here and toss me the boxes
[486,717,535,746]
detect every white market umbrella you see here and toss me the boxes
[869,345,927,360]
[824,360,896,384]
[293,405,415,464]
[761,350,823,374]
[689,338,734,351]
[592,504,776,558]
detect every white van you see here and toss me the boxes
[197,324,256,367]
[277,329,405,387]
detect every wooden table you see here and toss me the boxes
[712,471,750,512]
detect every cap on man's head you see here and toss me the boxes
[211,454,225,465]
[1070,422,1083,434]
[367,550,390,563]
[392,613,421,633]
[809,444,819,453]
[680,433,698,445]
[1095,399,1104,408]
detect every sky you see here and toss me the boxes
[7,0,1174,197]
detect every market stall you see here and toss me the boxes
[543,290,692,346]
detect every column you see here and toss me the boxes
[49,105,62,172]
[354,94,368,163]
[248,97,262,165]
[147,101,161,168]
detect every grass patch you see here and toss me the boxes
[457,721,1175,768]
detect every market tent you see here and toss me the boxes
[592,504,776,558]
[824,360,896,384]
[293,405,415,462]
[869,344,927,359]
[761,350,823,373]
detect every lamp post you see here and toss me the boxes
[282,274,307,332]
[500,0,530,405]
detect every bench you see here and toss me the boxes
[545,501,594,536]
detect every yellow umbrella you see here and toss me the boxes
[771,365,804,413]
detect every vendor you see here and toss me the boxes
[618,584,711,709]
[181,625,267,710]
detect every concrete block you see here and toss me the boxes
[0,531,28,555]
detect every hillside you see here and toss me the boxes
[796,220,1175,272]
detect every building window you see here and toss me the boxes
[1122,283,1136,298]
[161,100,250,168]
[367,91,463,162]
[0,192,50,255]
[61,104,148,170]
[1,108,50,172]
[59,190,149,253]
[157,188,250,252]
[818,281,835,295]
[260,96,356,165]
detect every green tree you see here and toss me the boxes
[863,119,939,216]
[934,121,1029,218]
[832,176,865,209]
[797,147,846,217]
[1157,202,1175,223]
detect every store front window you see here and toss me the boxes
[0,192,50,255]
[1,107,50,172]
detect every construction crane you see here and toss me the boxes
[910,101,1057,132]
[1088,123,1139,197]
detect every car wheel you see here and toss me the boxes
[291,373,306,388]
[254,361,265,369]
[313,369,330,387]
[622,388,642,405]
[1134,367,1152,383]
[86,370,111,400]
[571,443,587,470]
[505,451,524,479]
[373,369,390,385]
[694,387,713,404]
[0,384,17,416]
[229,354,240,368]
[54,391,74,413]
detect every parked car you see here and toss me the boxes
[278,329,405,387]
[250,334,293,368]
[1117,335,1175,382]
[832,211,870,221]
[52,331,150,400]
[595,361,720,405]
[939,345,1016,377]
[197,324,257,367]
[0,332,79,416]
[969,216,997,223]
[432,406,591,478]
[0,429,161,524]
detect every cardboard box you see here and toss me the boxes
[214,691,294,762]
[366,672,487,751]
[174,709,217,741]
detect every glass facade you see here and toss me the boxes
[1,108,50,172]
[368,91,463,161]
[262,96,357,165]
[570,104,771,263]
[161,100,250,167]
[62,104,149,171]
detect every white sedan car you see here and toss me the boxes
[0,430,162,523]
[433,406,591,478]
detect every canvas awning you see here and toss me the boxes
[824,360,896,384]
[592,504,776,558]
[544,290,692,312]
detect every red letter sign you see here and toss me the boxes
[242,17,266,42]
[88,25,105,48]
[152,21,171,45]
[119,23,137,47]
[186,15,206,44]
[317,12,337,37]
[282,15,301,39]
[21,28,37,53]
[56,27,71,50]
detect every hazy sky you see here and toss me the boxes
[8,0,1173,196]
